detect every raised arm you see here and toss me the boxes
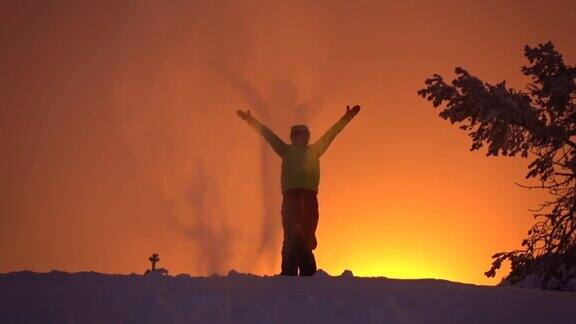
[237,110,288,157]
[313,105,361,157]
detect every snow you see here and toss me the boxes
[503,270,576,292]
[1,269,576,323]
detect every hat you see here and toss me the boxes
[291,124,310,134]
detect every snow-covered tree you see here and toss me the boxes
[418,42,576,290]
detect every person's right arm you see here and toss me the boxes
[237,110,288,157]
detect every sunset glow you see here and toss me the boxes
[2,1,575,285]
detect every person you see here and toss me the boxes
[236,105,361,276]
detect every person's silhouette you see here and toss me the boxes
[237,105,361,276]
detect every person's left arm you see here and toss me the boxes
[312,105,361,157]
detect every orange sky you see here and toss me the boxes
[1,1,575,285]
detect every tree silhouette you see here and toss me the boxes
[149,253,159,271]
[144,253,169,276]
[418,42,576,289]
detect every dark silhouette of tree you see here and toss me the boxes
[149,253,159,271]
[418,42,576,289]
[144,253,169,276]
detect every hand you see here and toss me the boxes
[345,105,361,119]
[236,109,252,121]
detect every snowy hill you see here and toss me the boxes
[1,270,575,323]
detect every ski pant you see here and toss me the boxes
[280,188,318,276]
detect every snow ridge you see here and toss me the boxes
[1,270,576,323]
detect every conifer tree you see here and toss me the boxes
[419,42,576,289]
